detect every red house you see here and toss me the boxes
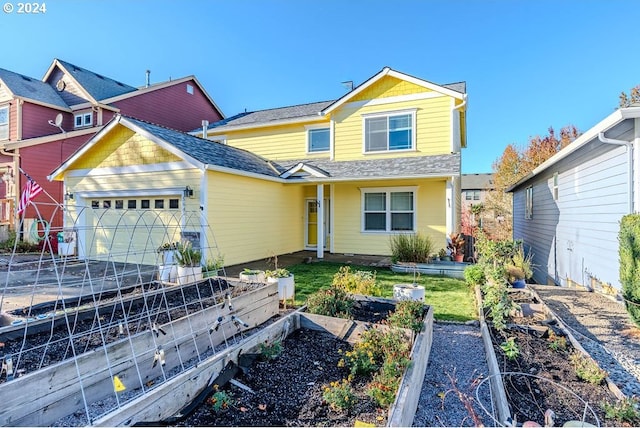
[0,59,224,233]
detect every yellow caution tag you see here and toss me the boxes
[354,421,375,427]
[113,375,126,392]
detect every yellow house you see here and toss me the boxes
[49,67,466,266]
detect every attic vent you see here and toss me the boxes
[186,84,194,95]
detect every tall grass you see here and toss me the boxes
[389,233,434,263]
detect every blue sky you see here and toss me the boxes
[2,0,639,173]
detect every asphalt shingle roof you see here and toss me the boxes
[207,100,334,131]
[57,59,137,101]
[443,82,466,94]
[125,117,281,178]
[0,68,68,109]
[461,173,494,190]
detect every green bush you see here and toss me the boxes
[331,266,381,296]
[306,284,354,318]
[619,214,640,327]
[387,300,424,333]
[570,351,607,384]
[389,232,434,263]
[0,230,40,253]
[463,264,485,287]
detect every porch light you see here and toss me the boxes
[184,186,194,198]
[64,191,74,200]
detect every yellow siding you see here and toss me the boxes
[332,179,447,256]
[205,171,305,266]
[207,119,330,161]
[350,76,433,101]
[332,96,451,161]
[72,125,181,170]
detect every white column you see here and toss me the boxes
[317,184,324,259]
[634,118,640,213]
[445,178,453,235]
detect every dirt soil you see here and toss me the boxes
[489,290,620,427]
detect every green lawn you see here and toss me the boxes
[287,262,477,322]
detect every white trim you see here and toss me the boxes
[199,169,208,261]
[317,184,324,258]
[329,184,335,253]
[207,134,227,144]
[74,111,93,128]
[360,186,418,233]
[76,187,185,198]
[305,124,330,154]
[525,186,533,219]
[16,96,73,113]
[64,161,194,178]
[5,126,102,149]
[342,91,444,111]
[362,109,417,154]
[0,104,9,141]
[191,115,327,135]
[280,162,329,179]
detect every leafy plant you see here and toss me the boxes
[207,385,234,413]
[547,330,567,352]
[570,351,607,384]
[438,248,448,258]
[306,284,354,318]
[506,246,533,281]
[242,268,263,275]
[266,268,291,278]
[175,241,202,267]
[331,266,381,296]
[387,300,424,333]
[389,232,434,263]
[500,337,520,360]
[448,233,465,257]
[323,379,357,411]
[203,255,224,276]
[481,265,515,330]
[157,242,178,252]
[0,230,39,253]
[619,214,640,327]
[463,264,485,287]
[602,397,640,425]
[258,339,283,360]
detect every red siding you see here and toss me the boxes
[19,134,92,227]
[21,102,72,139]
[112,80,222,131]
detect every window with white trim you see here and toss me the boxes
[363,110,415,153]
[362,187,416,232]
[307,127,330,152]
[74,112,92,128]
[525,186,533,219]
[552,172,559,200]
[0,105,8,140]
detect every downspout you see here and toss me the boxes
[450,94,467,152]
[598,132,633,213]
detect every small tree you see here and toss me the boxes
[619,85,640,108]
[619,214,640,327]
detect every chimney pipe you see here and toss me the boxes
[202,120,209,139]
[145,70,150,88]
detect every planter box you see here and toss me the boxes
[57,242,75,256]
[176,266,203,285]
[391,262,468,279]
[267,274,295,301]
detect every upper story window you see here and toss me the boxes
[74,112,92,128]
[525,186,533,219]
[361,187,416,232]
[465,190,480,201]
[363,110,415,153]
[307,127,330,153]
[552,172,559,200]
[0,105,9,140]
[186,84,194,95]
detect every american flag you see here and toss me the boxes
[17,178,43,216]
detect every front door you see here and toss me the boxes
[305,198,330,249]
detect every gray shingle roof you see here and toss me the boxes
[56,59,137,101]
[461,173,494,190]
[443,81,466,94]
[207,100,334,131]
[278,154,460,179]
[0,68,68,109]
[125,117,281,178]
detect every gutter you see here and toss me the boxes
[598,132,634,213]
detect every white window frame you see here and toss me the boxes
[360,186,417,233]
[305,124,330,153]
[525,186,533,219]
[0,105,9,140]
[362,109,416,154]
[74,112,92,128]
[552,172,559,201]
[186,84,194,95]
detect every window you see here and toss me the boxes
[362,187,416,232]
[155,199,164,209]
[141,199,150,209]
[186,84,194,95]
[465,190,480,201]
[169,199,179,209]
[307,127,330,152]
[91,200,99,209]
[0,106,8,140]
[363,111,415,153]
[553,173,559,200]
[102,200,111,209]
[74,112,92,128]
[128,200,137,209]
[115,200,123,209]
[525,186,533,219]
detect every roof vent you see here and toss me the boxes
[145,70,150,88]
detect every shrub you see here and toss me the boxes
[258,340,282,360]
[331,266,381,296]
[207,385,234,412]
[323,379,357,411]
[0,230,40,253]
[602,397,640,425]
[306,284,354,318]
[389,232,434,263]
[570,351,607,384]
[500,337,520,360]
[481,265,515,331]
[387,300,424,333]
[619,214,640,327]
[464,264,485,287]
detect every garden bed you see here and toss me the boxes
[477,287,625,427]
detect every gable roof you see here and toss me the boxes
[44,59,137,103]
[203,100,332,133]
[321,67,466,115]
[0,68,69,110]
[507,106,640,192]
[461,173,494,190]
[49,115,280,181]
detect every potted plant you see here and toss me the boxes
[57,231,76,256]
[506,247,533,289]
[266,268,295,301]
[175,241,203,285]
[448,233,466,263]
[240,268,266,283]
[203,255,225,278]
[438,248,449,262]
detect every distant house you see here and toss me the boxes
[49,67,468,266]
[0,59,223,232]
[461,173,497,236]
[508,106,640,292]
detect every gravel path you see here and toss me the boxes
[531,285,640,397]
[413,322,491,427]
